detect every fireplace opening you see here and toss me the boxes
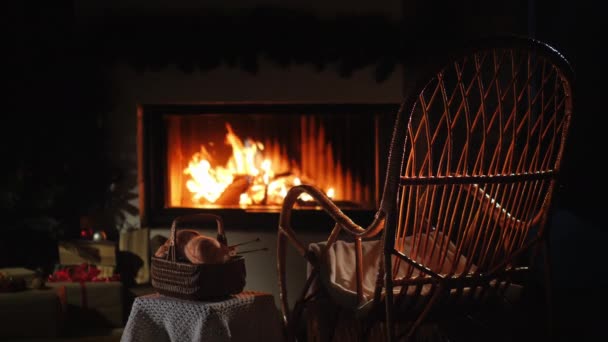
[138,103,398,229]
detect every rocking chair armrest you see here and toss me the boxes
[278,185,385,307]
[279,185,384,244]
[277,185,384,335]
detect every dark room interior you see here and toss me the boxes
[2,0,605,341]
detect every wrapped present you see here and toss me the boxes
[0,267,36,283]
[0,288,65,338]
[51,263,118,281]
[58,240,117,267]
[47,264,123,328]
[1,267,49,290]
[0,267,33,292]
[119,227,150,285]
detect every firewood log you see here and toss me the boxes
[215,176,250,205]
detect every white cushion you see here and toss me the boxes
[308,231,474,309]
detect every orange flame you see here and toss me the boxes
[183,123,326,206]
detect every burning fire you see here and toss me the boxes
[184,123,333,206]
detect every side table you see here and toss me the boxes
[121,291,284,342]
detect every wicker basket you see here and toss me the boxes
[151,214,246,300]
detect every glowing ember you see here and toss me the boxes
[183,123,333,206]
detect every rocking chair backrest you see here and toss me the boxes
[379,36,574,305]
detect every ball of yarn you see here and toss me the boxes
[184,235,230,264]
[92,230,107,241]
[153,229,202,259]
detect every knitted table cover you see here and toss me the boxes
[121,291,283,342]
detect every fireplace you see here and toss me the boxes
[138,103,398,229]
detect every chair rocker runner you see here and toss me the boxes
[277,36,575,342]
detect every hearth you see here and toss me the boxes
[138,103,397,229]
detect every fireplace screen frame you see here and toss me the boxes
[137,102,398,229]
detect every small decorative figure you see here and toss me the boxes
[92,230,107,241]
[80,227,94,239]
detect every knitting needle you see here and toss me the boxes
[235,247,269,255]
[228,237,261,248]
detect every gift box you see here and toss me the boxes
[0,267,36,283]
[54,263,116,279]
[0,267,35,292]
[0,288,65,339]
[48,281,123,328]
[47,264,123,328]
[58,240,117,267]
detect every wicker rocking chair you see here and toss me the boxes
[277,36,574,341]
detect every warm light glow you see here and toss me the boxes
[261,159,272,185]
[239,193,250,205]
[184,156,234,203]
[326,188,335,198]
[183,123,334,206]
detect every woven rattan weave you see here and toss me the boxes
[277,36,575,341]
[151,214,246,300]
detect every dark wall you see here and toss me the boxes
[3,1,117,271]
[534,0,602,226]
